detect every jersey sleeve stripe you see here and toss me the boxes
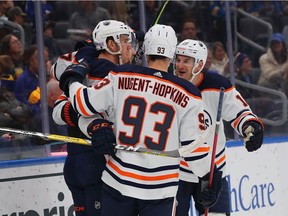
[54,94,68,107]
[180,160,189,167]
[216,147,225,158]
[183,153,209,162]
[83,88,99,114]
[57,95,68,100]
[179,167,194,174]
[217,161,226,171]
[215,154,226,165]
[75,87,90,116]
[192,146,210,153]
[232,111,254,128]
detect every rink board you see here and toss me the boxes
[0,137,287,216]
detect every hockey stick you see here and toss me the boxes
[132,0,170,64]
[205,87,225,216]
[0,125,213,158]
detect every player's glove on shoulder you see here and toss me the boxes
[59,60,90,96]
[87,119,116,155]
[242,119,264,152]
[197,168,223,209]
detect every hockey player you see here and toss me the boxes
[174,39,264,216]
[52,20,136,216]
[58,24,223,216]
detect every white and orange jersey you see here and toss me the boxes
[50,51,77,82]
[180,72,261,183]
[68,64,211,200]
[50,46,99,82]
[52,48,113,126]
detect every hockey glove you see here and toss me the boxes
[59,60,90,96]
[242,119,264,152]
[87,119,116,155]
[197,168,223,209]
[61,101,78,126]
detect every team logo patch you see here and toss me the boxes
[153,71,163,78]
[103,20,111,26]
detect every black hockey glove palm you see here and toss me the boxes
[197,168,223,209]
[242,119,264,152]
[87,119,116,155]
[59,60,90,96]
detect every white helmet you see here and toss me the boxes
[144,24,177,60]
[176,39,208,75]
[92,20,132,52]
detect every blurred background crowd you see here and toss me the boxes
[0,0,288,160]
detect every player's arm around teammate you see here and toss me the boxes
[58,24,222,216]
[52,20,136,216]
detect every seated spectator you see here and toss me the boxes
[280,63,288,97]
[0,55,17,92]
[0,34,24,77]
[0,55,31,129]
[0,1,14,38]
[0,1,11,20]
[268,62,288,94]
[258,33,288,88]
[25,0,54,30]
[209,41,229,75]
[0,87,31,129]
[99,1,130,23]
[237,1,283,17]
[234,53,257,99]
[202,47,218,74]
[69,1,110,40]
[14,45,49,132]
[6,6,33,47]
[178,19,198,42]
[6,6,26,25]
[209,1,237,45]
[43,21,65,62]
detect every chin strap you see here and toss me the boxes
[106,43,123,65]
[190,63,201,83]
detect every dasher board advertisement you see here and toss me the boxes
[0,157,74,216]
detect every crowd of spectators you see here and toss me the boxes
[0,0,288,158]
